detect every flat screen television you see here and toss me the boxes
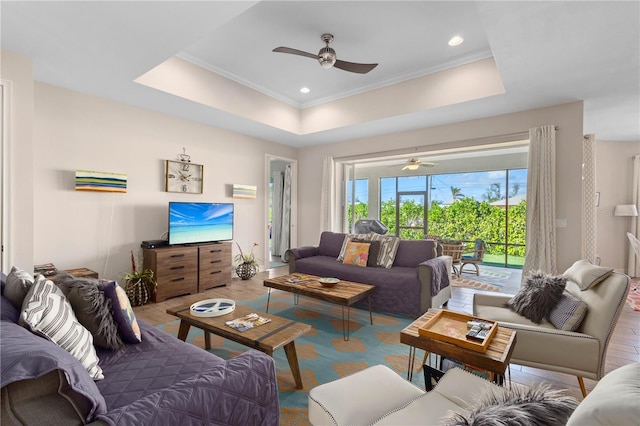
[168,202,234,245]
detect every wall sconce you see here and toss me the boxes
[614,204,639,217]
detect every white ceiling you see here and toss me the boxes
[2,1,638,147]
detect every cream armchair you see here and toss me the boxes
[473,266,629,397]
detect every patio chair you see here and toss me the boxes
[439,240,464,277]
[460,238,486,275]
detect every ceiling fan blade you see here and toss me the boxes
[272,47,318,60]
[334,59,378,74]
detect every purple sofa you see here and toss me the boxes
[1,274,280,426]
[286,232,452,317]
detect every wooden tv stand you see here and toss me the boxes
[143,242,232,302]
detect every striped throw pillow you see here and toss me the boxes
[367,233,401,268]
[20,276,104,380]
[548,291,588,331]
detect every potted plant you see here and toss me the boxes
[234,242,260,280]
[124,250,157,306]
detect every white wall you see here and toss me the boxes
[1,50,35,270]
[297,102,585,273]
[596,140,640,273]
[29,83,295,280]
[4,49,633,279]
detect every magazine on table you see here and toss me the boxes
[34,263,57,276]
[225,313,271,332]
[286,274,315,284]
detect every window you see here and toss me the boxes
[379,169,526,268]
[346,178,368,232]
[340,143,529,268]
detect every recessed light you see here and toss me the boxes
[448,36,464,46]
[300,87,310,94]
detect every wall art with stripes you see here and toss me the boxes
[75,170,127,193]
[232,184,257,199]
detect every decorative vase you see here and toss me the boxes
[125,279,151,306]
[236,262,258,280]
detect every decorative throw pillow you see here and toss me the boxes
[336,233,369,262]
[548,291,588,331]
[353,239,381,267]
[443,382,579,426]
[342,241,370,267]
[563,259,614,291]
[19,276,104,380]
[100,280,141,343]
[4,266,34,309]
[54,273,124,350]
[508,271,566,324]
[368,233,401,268]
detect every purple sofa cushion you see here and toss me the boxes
[318,232,348,257]
[0,321,107,422]
[393,239,438,267]
[96,320,229,409]
[1,294,19,323]
[294,255,421,316]
[97,350,279,426]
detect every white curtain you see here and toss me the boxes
[279,164,292,257]
[628,155,640,277]
[582,134,597,263]
[523,125,557,278]
[271,172,283,256]
[320,156,336,232]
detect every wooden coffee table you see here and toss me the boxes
[167,303,311,389]
[263,273,375,341]
[401,309,517,385]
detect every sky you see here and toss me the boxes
[349,169,528,205]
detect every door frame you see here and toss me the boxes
[264,154,297,270]
[1,81,12,273]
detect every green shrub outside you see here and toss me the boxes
[348,198,526,258]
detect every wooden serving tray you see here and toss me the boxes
[418,310,498,353]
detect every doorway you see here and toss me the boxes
[265,155,297,270]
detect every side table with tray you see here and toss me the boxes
[400,309,517,389]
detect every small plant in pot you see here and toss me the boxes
[124,250,157,306]
[234,242,260,280]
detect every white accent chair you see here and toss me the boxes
[473,266,629,397]
[308,363,640,425]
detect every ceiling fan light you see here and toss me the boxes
[403,164,419,171]
[319,58,336,69]
[318,47,336,69]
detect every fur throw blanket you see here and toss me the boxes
[443,382,579,426]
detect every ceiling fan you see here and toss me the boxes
[272,33,378,74]
[401,158,438,170]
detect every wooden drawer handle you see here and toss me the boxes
[170,266,185,270]
[171,254,185,258]
[171,277,185,282]
[210,260,222,264]
[210,270,222,275]
[209,249,222,253]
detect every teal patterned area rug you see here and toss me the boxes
[157,290,424,426]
